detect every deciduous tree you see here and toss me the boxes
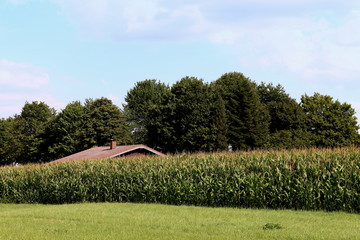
[0,118,20,165]
[83,98,131,148]
[257,83,311,148]
[14,101,55,163]
[171,77,216,152]
[124,79,174,151]
[301,93,359,147]
[212,92,228,151]
[42,101,87,161]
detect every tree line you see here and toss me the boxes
[1,72,359,165]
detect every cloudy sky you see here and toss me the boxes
[1,0,360,119]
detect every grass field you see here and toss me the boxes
[0,203,359,240]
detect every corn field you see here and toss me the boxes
[0,148,359,212]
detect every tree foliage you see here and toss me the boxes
[0,98,131,164]
[171,77,216,152]
[83,98,131,148]
[0,118,19,165]
[212,93,228,151]
[43,101,87,160]
[1,72,360,165]
[301,93,359,147]
[16,101,55,163]
[257,83,311,148]
[124,79,174,151]
[215,72,270,150]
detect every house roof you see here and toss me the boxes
[51,144,166,163]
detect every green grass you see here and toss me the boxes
[0,203,359,240]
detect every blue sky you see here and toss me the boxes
[1,0,360,119]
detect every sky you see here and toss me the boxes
[1,0,360,119]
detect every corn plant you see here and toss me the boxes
[0,148,359,212]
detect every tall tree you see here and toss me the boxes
[214,72,270,150]
[257,83,311,148]
[171,77,216,153]
[0,118,19,165]
[124,79,174,151]
[16,101,55,163]
[83,98,131,148]
[0,119,7,164]
[212,92,228,151]
[42,101,87,161]
[42,98,131,162]
[301,93,359,147]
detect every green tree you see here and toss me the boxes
[124,79,175,151]
[42,101,87,161]
[212,93,228,151]
[171,77,216,153]
[0,119,7,164]
[42,98,131,162]
[301,93,359,147]
[215,72,270,150]
[83,98,131,148]
[0,118,20,165]
[145,102,175,152]
[257,83,311,148]
[15,101,55,163]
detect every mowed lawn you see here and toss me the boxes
[0,203,359,240]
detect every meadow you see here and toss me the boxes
[0,147,359,212]
[0,203,359,240]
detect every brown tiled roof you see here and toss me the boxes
[51,144,166,163]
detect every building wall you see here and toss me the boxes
[120,149,157,158]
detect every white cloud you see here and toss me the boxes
[350,102,360,122]
[3,0,354,41]
[0,59,49,89]
[4,0,360,110]
[0,59,64,118]
[0,92,65,118]
[204,8,360,87]
[0,105,23,116]
[46,0,360,93]
[51,0,208,40]
[0,93,32,101]
[107,94,121,106]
